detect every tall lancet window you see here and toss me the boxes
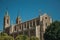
[36,19,40,25]
[45,23,48,29]
[33,20,35,27]
[7,19,9,24]
[30,21,32,27]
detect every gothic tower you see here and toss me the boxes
[16,10,21,24]
[3,10,10,32]
[40,13,52,40]
[16,16,21,24]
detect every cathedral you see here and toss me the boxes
[3,10,52,40]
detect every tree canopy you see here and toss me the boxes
[15,35,39,40]
[0,32,8,36]
[15,35,29,40]
[0,32,14,40]
[0,32,39,40]
[30,36,39,40]
[44,21,60,40]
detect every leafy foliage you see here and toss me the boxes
[30,36,39,40]
[0,36,14,40]
[44,21,60,40]
[15,35,39,40]
[0,32,8,36]
[0,31,39,40]
[15,35,29,40]
[0,32,14,40]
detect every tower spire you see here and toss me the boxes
[17,9,20,17]
[5,8,8,16]
[16,9,21,24]
[4,8,10,32]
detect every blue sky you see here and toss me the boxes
[0,0,60,30]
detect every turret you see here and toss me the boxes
[3,10,10,31]
[16,16,21,24]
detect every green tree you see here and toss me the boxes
[44,21,60,40]
[0,32,14,40]
[0,32,8,36]
[30,36,39,40]
[0,36,4,40]
[15,35,29,40]
[0,36,14,40]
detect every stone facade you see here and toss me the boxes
[3,11,52,40]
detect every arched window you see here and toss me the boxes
[14,26,16,31]
[7,19,9,24]
[30,21,32,27]
[20,26,21,29]
[33,20,35,27]
[45,23,48,29]
[36,19,40,25]
[27,22,29,29]
[45,17,47,19]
